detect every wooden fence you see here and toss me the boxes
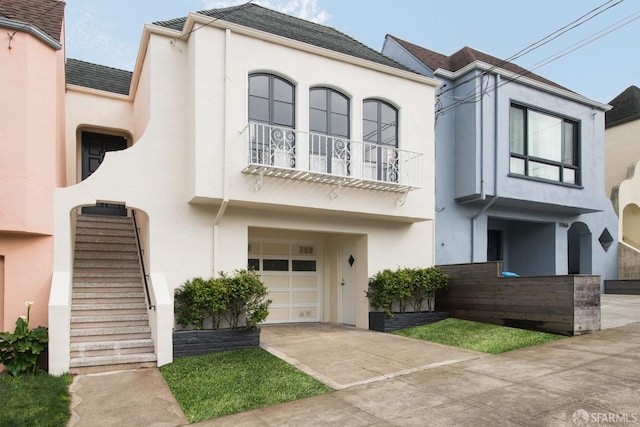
[604,280,640,295]
[436,262,600,336]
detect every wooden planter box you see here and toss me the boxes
[173,328,261,358]
[369,311,449,332]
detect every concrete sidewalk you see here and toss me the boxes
[601,294,640,329]
[199,322,640,426]
[67,311,640,426]
[68,368,187,427]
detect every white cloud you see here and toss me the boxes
[200,0,330,23]
[65,5,137,70]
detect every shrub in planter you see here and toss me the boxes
[366,267,450,316]
[174,270,271,331]
[220,270,270,330]
[173,270,271,357]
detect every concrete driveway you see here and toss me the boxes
[260,323,484,390]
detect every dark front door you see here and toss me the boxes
[487,229,503,262]
[81,131,128,216]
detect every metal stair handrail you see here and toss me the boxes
[132,209,155,310]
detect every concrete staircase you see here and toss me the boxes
[70,214,156,374]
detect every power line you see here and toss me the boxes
[436,7,640,117]
[438,0,624,99]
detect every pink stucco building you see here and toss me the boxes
[0,0,66,331]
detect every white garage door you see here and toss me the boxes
[248,240,321,323]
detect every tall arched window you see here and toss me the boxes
[248,73,295,167]
[309,87,350,175]
[363,99,398,182]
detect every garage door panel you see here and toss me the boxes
[292,290,317,304]
[251,239,320,324]
[291,306,317,320]
[267,291,290,305]
[263,243,290,255]
[268,307,291,322]
[262,275,289,288]
[291,275,317,288]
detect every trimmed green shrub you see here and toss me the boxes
[366,267,450,317]
[174,270,271,330]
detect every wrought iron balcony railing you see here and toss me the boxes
[243,122,423,193]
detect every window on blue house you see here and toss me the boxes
[509,104,579,185]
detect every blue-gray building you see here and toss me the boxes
[383,35,618,285]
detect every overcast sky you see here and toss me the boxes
[63,0,640,103]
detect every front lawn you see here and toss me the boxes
[393,318,565,354]
[160,347,332,423]
[0,372,72,427]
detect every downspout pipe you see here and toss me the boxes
[480,73,485,201]
[494,74,500,196]
[470,74,501,262]
[213,29,232,274]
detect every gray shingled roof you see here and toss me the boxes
[154,3,409,72]
[66,59,132,95]
[387,35,567,91]
[606,85,640,128]
[0,0,65,43]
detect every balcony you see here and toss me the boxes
[242,122,423,193]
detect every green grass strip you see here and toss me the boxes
[0,372,72,427]
[160,347,332,422]
[393,318,565,354]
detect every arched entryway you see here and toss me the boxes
[622,203,640,250]
[568,222,592,274]
[79,130,130,216]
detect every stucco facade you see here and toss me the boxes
[383,36,618,285]
[606,86,640,278]
[48,7,438,373]
[0,2,66,331]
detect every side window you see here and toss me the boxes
[309,87,350,175]
[248,74,295,167]
[363,99,398,182]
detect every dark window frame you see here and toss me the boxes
[363,99,399,182]
[509,103,580,185]
[248,73,296,167]
[309,87,350,174]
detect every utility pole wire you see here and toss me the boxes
[436,6,638,117]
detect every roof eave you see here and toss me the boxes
[0,17,62,50]
[65,83,131,100]
[135,12,440,88]
[435,61,611,111]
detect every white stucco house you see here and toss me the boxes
[48,4,439,373]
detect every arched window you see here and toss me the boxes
[248,73,295,167]
[363,99,398,182]
[309,87,350,175]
